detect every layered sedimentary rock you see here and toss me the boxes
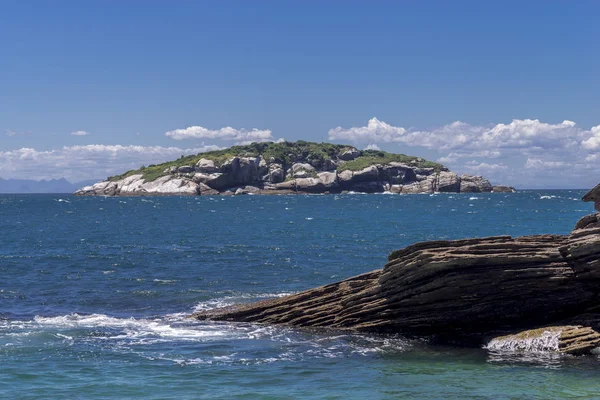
[194,212,600,352]
[74,143,508,196]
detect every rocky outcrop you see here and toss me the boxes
[194,211,600,353]
[492,185,516,193]
[583,183,600,211]
[574,213,600,230]
[74,142,511,196]
[459,174,493,193]
[75,174,199,196]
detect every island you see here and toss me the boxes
[74,141,515,196]
[193,187,600,355]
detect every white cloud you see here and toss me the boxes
[0,144,222,182]
[464,161,509,172]
[581,125,600,150]
[234,138,286,146]
[329,118,582,152]
[364,143,381,151]
[71,130,90,136]
[438,150,501,163]
[524,158,567,170]
[330,117,600,188]
[329,117,407,143]
[165,125,273,142]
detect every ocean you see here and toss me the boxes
[1,191,599,399]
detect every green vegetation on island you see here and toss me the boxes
[108,140,445,183]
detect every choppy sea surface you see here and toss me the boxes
[2,191,600,399]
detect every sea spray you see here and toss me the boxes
[485,328,562,352]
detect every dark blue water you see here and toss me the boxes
[2,192,599,399]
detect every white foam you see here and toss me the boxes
[192,292,296,312]
[485,329,561,352]
[30,313,234,343]
[153,279,179,284]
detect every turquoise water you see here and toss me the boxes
[1,191,600,399]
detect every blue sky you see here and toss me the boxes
[1,1,599,188]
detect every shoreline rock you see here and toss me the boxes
[583,183,600,211]
[74,168,505,197]
[193,210,600,354]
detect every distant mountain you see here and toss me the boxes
[0,178,98,193]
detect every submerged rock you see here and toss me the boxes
[486,326,600,355]
[492,185,516,193]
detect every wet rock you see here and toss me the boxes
[492,185,516,193]
[486,326,600,355]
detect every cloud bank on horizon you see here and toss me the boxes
[0,144,222,183]
[1,118,598,188]
[329,117,600,189]
[165,125,273,142]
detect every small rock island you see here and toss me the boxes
[74,141,514,196]
[194,186,600,355]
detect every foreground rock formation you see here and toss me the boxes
[194,195,600,354]
[74,141,513,196]
[583,183,600,211]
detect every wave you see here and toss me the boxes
[0,302,411,365]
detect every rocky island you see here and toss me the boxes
[194,186,600,355]
[74,141,514,196]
